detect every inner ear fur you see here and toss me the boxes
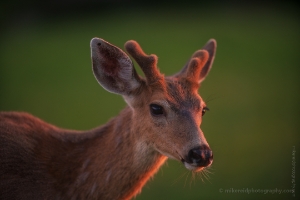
[90,38,141,96]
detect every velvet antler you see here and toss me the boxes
[185,50,209,83]
[125,41,163,84]
[175,39,216,84]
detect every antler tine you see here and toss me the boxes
[125,40,163,84]
[185,50,209,84]
[186,50,209,81]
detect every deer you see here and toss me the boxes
[0,37,216,200]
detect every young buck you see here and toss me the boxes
[0,37,216,200]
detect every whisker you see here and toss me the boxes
[204,167,214,175]
[201,170,212,184]
[172,170,189,186]
[204,94,222,104]
[184,171,191,188]
[190,171,197,188]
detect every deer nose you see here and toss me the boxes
[187,146,213,167]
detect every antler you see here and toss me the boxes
[175,39,216,84]
[185,50,209,83]
[125,40,163,84]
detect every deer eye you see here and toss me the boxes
[202,107,209,116]
[150,104,164,116]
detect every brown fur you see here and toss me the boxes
[0,38,216,199]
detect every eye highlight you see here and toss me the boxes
[202,107,209,116]
[150,104,164,116]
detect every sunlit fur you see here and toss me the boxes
[0,38,216,199]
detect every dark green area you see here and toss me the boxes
[1,1,299,199]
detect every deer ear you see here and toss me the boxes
[90,38,141,96]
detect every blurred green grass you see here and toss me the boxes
[0,4,299,200]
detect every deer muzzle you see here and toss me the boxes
[182,145,213,172]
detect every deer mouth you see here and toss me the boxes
[181,158,205,172]
[157,147,213,172]
[179,146,213,172]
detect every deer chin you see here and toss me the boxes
[155,148,178,161]
[183,162,205,172]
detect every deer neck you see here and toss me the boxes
[54,106,167,199]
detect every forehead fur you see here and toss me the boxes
[131,76,202,112]
[164,77,202,112]
[131,76,203,112]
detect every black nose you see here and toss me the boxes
[187,146,213,167]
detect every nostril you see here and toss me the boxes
[188,148,202,162]
[188,146,213,167]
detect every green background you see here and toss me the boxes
[1,1,299,199]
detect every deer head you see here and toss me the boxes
[90,38,216,172]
